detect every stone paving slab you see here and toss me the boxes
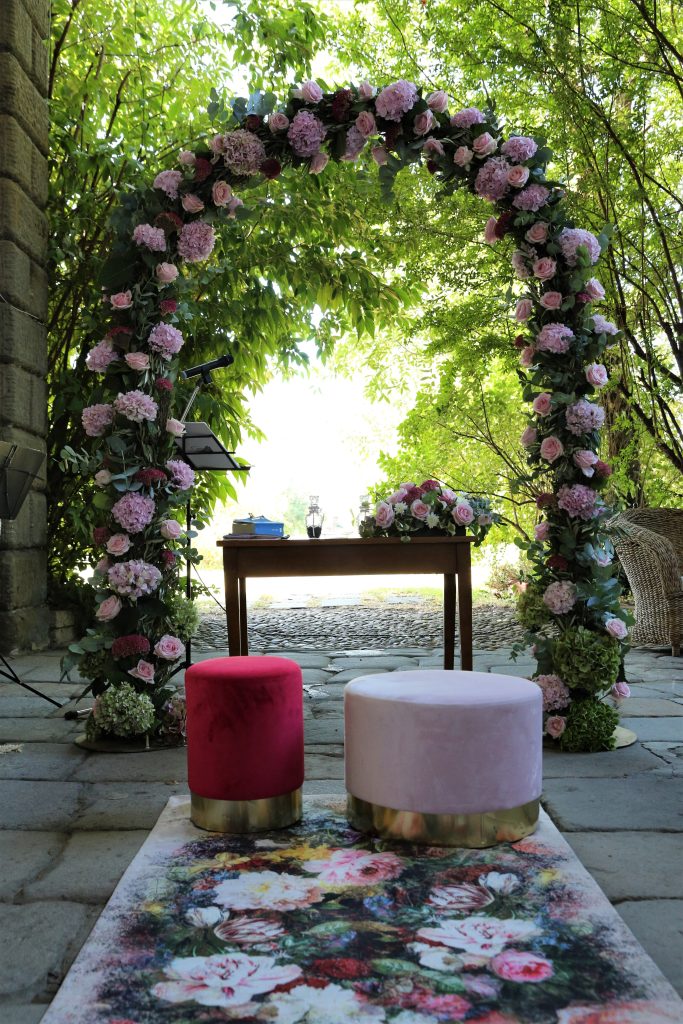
[541,775,683,831]
[616,900,683,997]
[304,744,344,780]
[325,655,418,671]
[0,901,96,1000]
[1,1004,48,1024]
[304,717,344,744]
[563,831,683,900]
[0,742,87,780]
[0,696,70,718]
[614,697,683,716]
[71,747,187,784]
[0,718,79,743]
[0,831,65,899]
[642,742,683,771]
[0,781,83,830]
[621,717,683,741]
[324,667,390,683]
[25,830,148,904]
[542,743,665,777]
[73,782,185,830]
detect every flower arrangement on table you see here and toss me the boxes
[359,480,499,545]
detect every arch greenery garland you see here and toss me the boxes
[63,78,631,751]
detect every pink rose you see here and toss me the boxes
[525,221,549,244]
[484,217,498,245]
[268,112,290,132]
[178,149,195,166]
[375,501,394,529]
[411,499,429,520]
[413,109,436,136]
[427,90,449,113]
[371,146,389,166]
[212,180,233,206]
[387,489,407,504]
[154,634,185,660]
[606,617,628,640]
[519,345,535,367]
[472,132,497,157]
[453,145,473,167]
[160,519,183,540]
[355,111,377,138]
[166,418,185,436]
[181,193,204,213]
[545,715,566,739]
[611,681,631,701]
[490,950,554,983]
[125,352,150,371]
[358,81,376,100]
[94,469,112,487]
[532,393,552,416]
[423,137,445,158]
[515,298,533,321]
[573,449,599,476]
[534,521,549,542]
[507,165,530,188]
[96,595,122,622]
[128,658,155,683]
[586,363,608,388]
[521,425,538,447]
[585,277,605,301]
[540,291,563,310]
[533,257,557,281]
[453,501,474,525]
[110,290,133,310]
[309,151,329,174]
[540,436,564,462]
[300,80,323,104]
[106,533,131,556]
[155,263,178,284]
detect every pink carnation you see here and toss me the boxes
[558,227,602,266]
[166,458,195,491]
[540,436,564,462]
[132,223,167,252]
[557,483,599,520]
[474,157,511,201]
[543,580,577,614]
[221,129,266,176]
[82,403,114,437]
[108,559,162,598]
[591,313,619,336]
[86,339,118,372]
[450,107,485,128]
[536,322,574,354]
[287,110,327,157]
[153,170,183,199]
[375,79,418,121]
[565,399,605,435]
[148,322,184,359]
[586,363,609,387]
[534,674,570,712]
[501,136,538,162]
[111,492,156,533]
[512,185,550,211]
[114,390,158,423]
[177,221,215,263]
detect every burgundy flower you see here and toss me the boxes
[134,468,168,486]
[111,634,151,659]
[546,554,569,571]
[245,114,263,132]
[193,157,213,183]
[93,526,111,545]
[331,88,353,122]
[160,299,177,314]
[310,958,372,980]
[536,492,556,509]
[594,459,612,477]
[155,210,183,233]
[384,123,402,148]
[106,326,133,338]
[161,548,177,567]
[576,291,591,303]
[514,334,528,350]
[155,376,173,392]
[495,211,515,239]
[261,158,282,179]
[426,160,438,175]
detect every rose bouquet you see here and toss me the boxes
[359,480,498,545]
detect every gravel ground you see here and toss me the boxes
[195,600,526,652]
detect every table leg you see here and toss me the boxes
[239,577,249,655]
[225,572,241,656]
[458,562,473,671]
[443,573,456,670]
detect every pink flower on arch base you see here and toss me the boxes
[417,916,540,957]
[546,715,567,739]
[152,952,302,1008]
[305,848,404,886]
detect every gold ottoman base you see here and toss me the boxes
[347,793,539,848]
[191,788,302,833]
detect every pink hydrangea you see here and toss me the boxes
[111,492,156,533]
[535,323,574,354]
[501,136,538,162]
[558,227,602,266]
[534,674,571,712]
[82,403,114,437]
[474,157,512,201]
[450,107,485,128]
[177,221,215,263]
[132,223,167,252]
[565,399,605,435]
[591,313,619,335]
[148,322,184,359]
[375,79,418,121]
[166,458,195,491]
[342,125,366,162]
[221,129,266,176]
[153,170,183,199]
[557,483,599,520]
[86,339,118,372]
[512,185,550,211]
[287,110,327,157]
[543,580,577,614]
[113,390,158,423]
[108,559,162,598]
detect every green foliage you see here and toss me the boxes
[164,592,200,643]
[85,682,155,739]
[552,628,621,695]
[559,700,619,753]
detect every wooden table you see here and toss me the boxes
[217,536,474,670]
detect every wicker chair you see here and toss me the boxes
[609,508,683,656]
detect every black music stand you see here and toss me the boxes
[0,442,63,708]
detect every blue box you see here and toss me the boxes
[232,515,285,537]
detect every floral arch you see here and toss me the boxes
[67,78,629,752]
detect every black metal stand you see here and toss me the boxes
[0,654,64,709]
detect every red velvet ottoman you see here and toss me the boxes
[186,656,304,832]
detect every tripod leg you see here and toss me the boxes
[0,655,65,709]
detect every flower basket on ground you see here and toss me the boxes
[359,481,498,545]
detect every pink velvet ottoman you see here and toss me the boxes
[344,670,542,847]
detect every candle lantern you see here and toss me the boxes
[306,495,324,539]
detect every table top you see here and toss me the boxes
[217,535,473,548]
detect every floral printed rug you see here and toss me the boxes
[43,796,681,1024]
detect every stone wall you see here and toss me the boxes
[0,0,50,652]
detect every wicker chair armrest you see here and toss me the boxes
[611,519,683,599]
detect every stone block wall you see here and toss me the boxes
[0,0,50,652]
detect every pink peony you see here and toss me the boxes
[165,418,185,437]
[124,352,150,371]
[375,79,417,121]
[573,449,599,477]
[128,659,155,683]
[160,519,183,540]
[611,680,631,700]
[268,112,289,132]
[521,425,538,447]
[417,915,540,957]
[94,469,112,487]
[513,185,550,211]
[586,363,609,387]
[95,594,122,621]
[591,313,619,336]
[565,399,605,435]
[534,521,549,542]
[540,291,563,310]
[507,165,530,188]
[211,180,233,207]
[371,145,389,166]
[606,617,628,640]
[543,581,576,614]
[155,262,178,284]
[181,193,204,214]
[411,499,430,520]
[474,157,511,201]
[453,145,473,167]
[490,950,554,983]
[451,107,485,128]
[287,110,327,157]
[306,848,404,886]
[108,559,162,598]
[557,483,599,520]
[153,170,182,199]
[148,322,184,359]
[526,221,549,244]
[177,221,215,263]
[132,223,166,252]
[111,492,155,533]
[545,715,566,739]
[532,256,557,280]
[114,390,158,423]
[472,132,498,158]
[585,277,605,301]
[534,674,570,712]
[515,298,533,321]
[86,339,118,372]
[540,436,564,462]
[484,217,498,245]
[82,403,114,437]
[501,136,538,162]
[532,393,552,416]
[453,500,474,525]
[414,109,436,135]
[152,951,301,1008]
[375,501,394,529]
[427,89,449,113]
[355,110,377,138]
[110,290,133,310]
[558,227,602,266]
[536,322,574,354]
[106,533,131,557]
[221,129,266,175]
[154,634,185,660]
[166,458,195,490]
[309,151,329,174]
